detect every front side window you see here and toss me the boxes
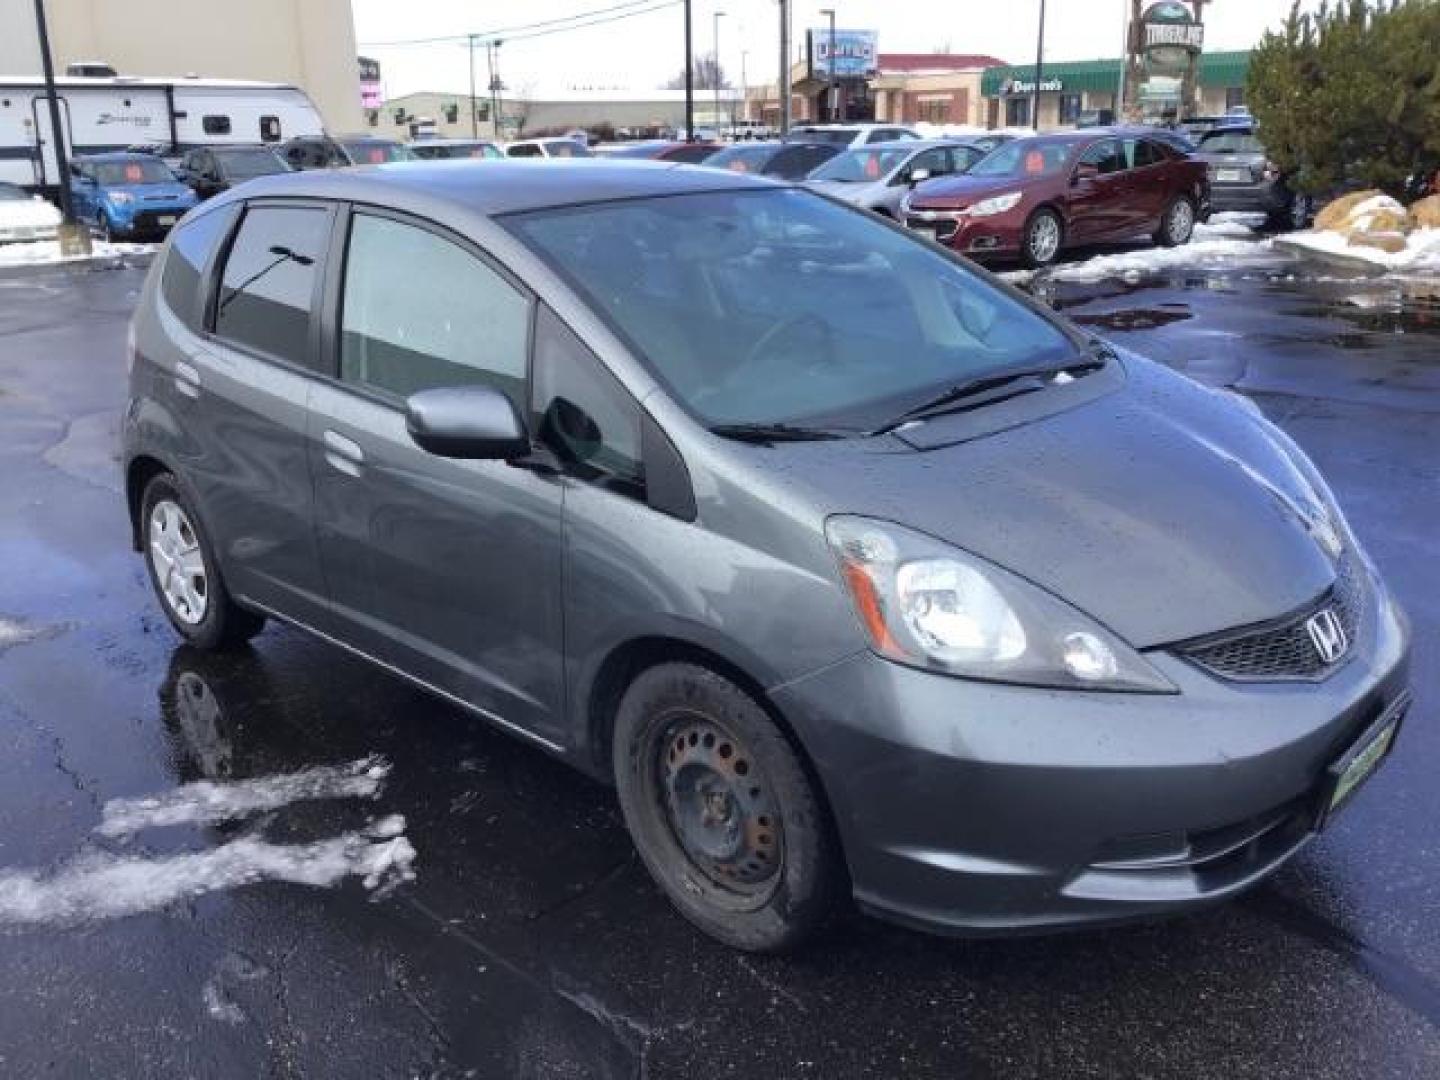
[342,140,410,164]
[214,205,328,363]
[532,305,643,494]
[161,203,239,328]
[1077,139,1125,174]
[506,188,1075,431]
[969,139,1071,178]
[217,148,288,180]
[1128,139,1162,169]
[905,148,952,181]
[811,146,913,183]
[339,214,530,404]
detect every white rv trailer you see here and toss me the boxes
[0,75,326,191]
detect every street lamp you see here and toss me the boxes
[819,8,836,122]
[1031,0,1047,132]
[32,0,87,254]
[684,0,695,140]
[713,10,726,138]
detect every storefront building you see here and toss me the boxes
[980,50,1249,131]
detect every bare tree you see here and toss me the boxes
[665,55,730,91]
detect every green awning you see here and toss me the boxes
[981,50,1250,96]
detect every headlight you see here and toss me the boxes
[826,516,1174,692]
[969,191,1023,217]
[107,191,135,205]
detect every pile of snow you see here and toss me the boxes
[0,238,156,268]
[1194,211,1266,240]
[1043,237,1274,284]
[1277,226,1440,273]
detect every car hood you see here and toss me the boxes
[806,178,885,204]
[906,173,1037,210]
[776,355,1344,648]
[103,183,196,202]
[0,199,61,227]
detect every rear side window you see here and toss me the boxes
[214,205,328,364]
[160,204,238,329]
[766,145,833,179]
[1129,139,1162,168]
[339,213,531,406]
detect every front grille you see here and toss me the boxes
[1178,556,1364,682]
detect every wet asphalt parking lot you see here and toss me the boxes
[0,241,1437,1078]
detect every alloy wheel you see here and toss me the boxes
[1169,199,1195,242]
[1029,214,1061,264]
[148,499,209,625]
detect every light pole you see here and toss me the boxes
[684,0,695,140]
[32,0,86,253]
[487,40,504,139]
[819,8,836,122]
[466,34,479,137]
[778,0,791,134]
[1031,0,1047,132]
[712,10,725,137]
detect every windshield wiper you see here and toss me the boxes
[871,353,1107,435]
[709,422,849,444]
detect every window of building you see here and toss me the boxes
[915,97,950,124]
[202,115,231,135]
[214,206,328,364]
[532,305,644,495]
[339,213,530,406]
[161,204,238,328]
[1058,93,1082,125]
[443,103,459,123]
[1225,87,1246,111]
[1005,96,1031,127]
[259,116,281,142]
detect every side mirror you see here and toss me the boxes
[405,385,531,460]
[908,167,931,185]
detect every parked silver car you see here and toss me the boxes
[804,139,987,218]
[123,160,1411,951]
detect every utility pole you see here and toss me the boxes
[1115,0,1128,122]
[488,40,503,139]
[32,0,86,254]
[712,11,725,137]
[467,34,479,137]
[820,9,836,122]
[684,0,695,140]
[778,0,791,135]
[1031,0,1047,132]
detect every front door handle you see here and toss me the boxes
[323,429,364,477]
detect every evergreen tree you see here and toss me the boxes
[1248,0,1440,196]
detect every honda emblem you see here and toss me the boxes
[1306,608,1348,664]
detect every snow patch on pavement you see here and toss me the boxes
[96,755,390,838]
[1042,238,1275,284]
[1278,227,1440,273]
[0,817,417,926]
[0,239,157,268]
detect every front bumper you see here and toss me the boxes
[904,211,1025,259]
[106,206,192,238]
[773,563,1411,936]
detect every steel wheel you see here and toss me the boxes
[660,713,783,894]
[148,499,209,625]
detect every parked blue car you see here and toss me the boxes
[68,153,198,241]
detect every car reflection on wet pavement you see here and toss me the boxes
[0,252,1437,1077]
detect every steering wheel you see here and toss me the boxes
[693,313,841,410]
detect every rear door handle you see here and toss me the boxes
[174,361,201,399]
[323,429,364,477]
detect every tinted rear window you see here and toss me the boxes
[1198,129,1262,155]
[214,206,328,364]
[160,204,238,328]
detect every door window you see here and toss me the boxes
[1078,139,1125,175]
[532,305,644,495]
[1128,138,1163,169]
[161,203,239,328]
[213,205,328,364]
[339,213,530,405]
[905,148,951,181]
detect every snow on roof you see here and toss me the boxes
[0,74,303,91]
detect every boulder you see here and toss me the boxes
[1315,190,1382,231]
[1411,194,1440,230]
[1347,230,1409,254]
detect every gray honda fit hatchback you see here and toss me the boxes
[123,160,1411,951]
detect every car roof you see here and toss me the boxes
[861,138,974,151]
[409,138,496,147]
[73,151,163,163]
[216,159,777,217]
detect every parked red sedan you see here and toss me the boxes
[902,131,1210,268]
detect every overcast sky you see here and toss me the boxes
[352,0,1313,99]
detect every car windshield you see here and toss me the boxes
[415,142,502,159]
[217,149,287,178]
[790,128,859,145]
[1198,129,1263,154]
[968,140,1073,178]
[342,141,412,164]
[809,147,913,182]
[92,159,175,185]
[505,188,1076,431]
[0,182,27,200]
[705,145,775,173]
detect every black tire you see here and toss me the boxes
[1269,192,1312,232]
[1155,196,1196,247]
[612,662,841,952]
[1021,208,1064,269]
[97,212,113,242]
[139,473,264,651]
